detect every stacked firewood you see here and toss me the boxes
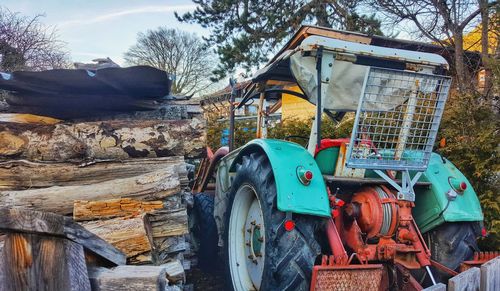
[0,101,205,270]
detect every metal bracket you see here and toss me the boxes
[374,170,422,201]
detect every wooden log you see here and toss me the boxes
[74,198,164,221]
[481,256,500,291]
[128,252,153,265]
[88,266,167,291]
[160,260,185,284]
[145,208,189,238]
[0,207,126,266]
[448,267,480,291]
[0,233,91,291]
[0,156,186,190]
[0,167,181,215]
[0,116,205,161]
[79,215,151,258]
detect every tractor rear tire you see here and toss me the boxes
[193,193,219,271]
[223,152,321,291]
[425,222,480,282]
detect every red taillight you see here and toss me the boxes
[284,220,295,231]
[297,167,313,185]
[460,182,467,191]
[481,227,487,237]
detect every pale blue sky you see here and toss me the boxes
[1,0,205,65]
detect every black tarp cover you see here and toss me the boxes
[0,66,173,119]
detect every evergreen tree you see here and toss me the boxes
[176,0,382,79]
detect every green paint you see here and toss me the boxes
[413,153,483,233]
[230,139,331,217]
[252,226,262,256]
[315,147,339,175]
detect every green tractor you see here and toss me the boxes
[193,26,484,290]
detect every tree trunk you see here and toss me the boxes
[479,0,492,95]
[0,116,205,161]
[454,30,469,92]
[0,167,182,215]
[0,156,186,190]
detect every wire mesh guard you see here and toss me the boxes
[346,67,451,171]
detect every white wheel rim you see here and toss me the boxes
[228,184,265,291]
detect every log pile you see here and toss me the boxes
[0,99,205,281]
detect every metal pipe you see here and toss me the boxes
[228,78,237,151]
[315,46,323,150]
[326,218,348,264]
[426,266,437,285]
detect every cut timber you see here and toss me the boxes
[0,166,181,215]
[160,260,185,284]
[0,156,186,190]
[74,198,164,221]
[0,113,60,125]
[0,116,205,161]
[0,233,91,291]
[145,208,189,238]
[80,215,151,258]
[88,266,167,291]
[0,207,126,266]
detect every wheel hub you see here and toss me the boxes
[228,184,265,290]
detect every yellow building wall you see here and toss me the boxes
[281,86,316,120]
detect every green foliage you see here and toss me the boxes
[206,115,354,150]
[177,1,383,79]
[438,91,500,250]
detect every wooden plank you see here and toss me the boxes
[0,233,91,291]
[0,156,186,190]
[145,208,189,238]
[480,256,500,291]
[448,267,480,291]
[79,216,151,258]
[0,116,205,161]
[88,266,167,291]
[74,198,164,221]
[422,283,446,291]
[0,207,126,266]
[0,167,181,215]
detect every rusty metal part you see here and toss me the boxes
[335,185,432,270]
[351,186,399,238]
[460,251,500,272]
[326,218,349,265]
[395,264,423,291]
[310,256,384,291]
[192,147,229,193]
[430,259,458,276]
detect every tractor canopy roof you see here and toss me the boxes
[239,26,449,112]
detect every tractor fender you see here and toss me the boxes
[413,153,484,233]
[228,139,331,217]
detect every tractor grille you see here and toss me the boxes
[346,67,451,171]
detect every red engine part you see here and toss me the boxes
[336,185,431,270]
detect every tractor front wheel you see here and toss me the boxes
[223,152,321,291]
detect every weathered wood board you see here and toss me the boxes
[481,256,500,291]
[0,207,126,266]
[448,267,480,291]
[0,233,91,291]
[74,198,164,221]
